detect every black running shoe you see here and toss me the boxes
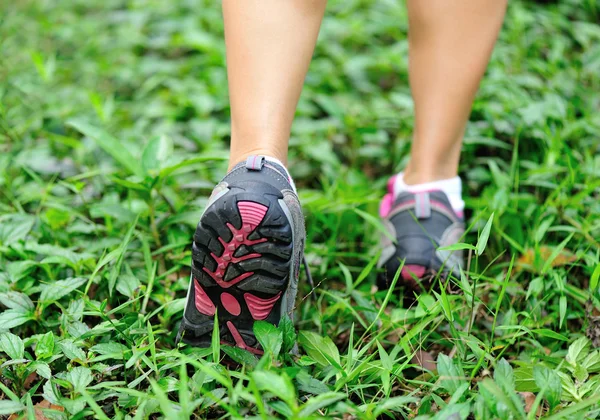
[377,175,465,291]
[177,156,305,354]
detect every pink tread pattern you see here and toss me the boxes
[202,201,269,289]
[194,282,216,316]
[238,201,268,226]
[221,293,241,316]
[401,264,426,280]
[195,201,273,354]
[244,292,282,320]
[226,321,263,355]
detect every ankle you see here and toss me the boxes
[402,166,458,186]
[228,149,288,171]
[227,153,297,193]
[394,171,464,214]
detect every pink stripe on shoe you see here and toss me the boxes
[202,204,268,289]
[401,264,426,280]
[221,293,241,316]
[244,292,282,320]
[238,201,268,226]
[380,175,398,218]
[379,193,394,218]
[194,280,216,316]
[226,321,263,355]
[387,175,397,194]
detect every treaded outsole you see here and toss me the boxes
[177,182,294,353]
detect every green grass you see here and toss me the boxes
[1,0,600,418]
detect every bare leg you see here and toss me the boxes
[223,0,327,170]
[404,0,507,184]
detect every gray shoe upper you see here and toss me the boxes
[378,189,465,285]
[221,156,306,320]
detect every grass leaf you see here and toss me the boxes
[251,370,296,407]
[0,332,24,359]
[279,314,297,354]
[0,401,26,416]
[298,392,346,417]
[141,135,173,176]
[590,263,600,291]
[298,331,341,368]
[67,120,143,177]
[542,233,575,275]
[437,354,466,395]
[211,312,220,363]
[108,215,139,296]
[254,320,283,358]
[477,212,495,256]
[533,365,562,410]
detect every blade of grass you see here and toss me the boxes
[491,254,515,343]
[67,120,144,178]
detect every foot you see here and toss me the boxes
[377,175,465,292]
[177,156,305,353]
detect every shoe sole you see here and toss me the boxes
[177,181,296,354]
